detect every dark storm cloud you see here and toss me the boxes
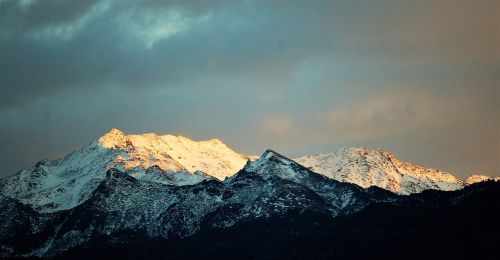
[0,0,99,33]
[0,0,358,108]
[0,0,498,177]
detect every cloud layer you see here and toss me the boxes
[0,0,498,177]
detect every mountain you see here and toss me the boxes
[0,194,65,257]
[0,150,399,258]
[0,129,499,258]
[0,129,249,212]
[58,181,500,260]
[2,173,497,258]
[294,147,469,194]
[98,129,250,180]
[1,130,497,214]
[240,150,398,215]
[1,130,496,215]
[465,174,500,185]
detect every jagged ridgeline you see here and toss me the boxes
[0,129,498,258]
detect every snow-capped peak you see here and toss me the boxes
[0,129,249,212]
[294,147,465,194]
[247,149,293,170]
[98,128,126,148]
[261,149,288,161]
[465,174,500,185]
[95,129,249,180]
[243,149,310,182]
[2,129,496,214]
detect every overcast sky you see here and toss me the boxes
[0,0,498,178]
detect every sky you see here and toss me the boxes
[0,0,498,178]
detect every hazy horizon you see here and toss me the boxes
[1,0,499,178]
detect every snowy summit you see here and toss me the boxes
[0,129,249,212]
[0,130,495,213]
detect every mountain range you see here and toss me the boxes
[0,129,498,258]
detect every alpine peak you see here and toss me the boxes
[261,149,281,159]
[0,130,249,212]
[2,130,497,214]
[108,128,125,135]
[207,138,224,144]
[243,149,307,181]
[465,174,500,185]
[252,149,293,166]
[96,130,248,180]
[293,147,465,194]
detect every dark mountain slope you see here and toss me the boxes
[59,181,500,260]
[0,195,64,256]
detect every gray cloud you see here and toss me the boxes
[0,0,100,35]
[0,0,498,177]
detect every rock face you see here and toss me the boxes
[294,148,466,194]
[0,129,249,212]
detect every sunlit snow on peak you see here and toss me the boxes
[97,129,248,180]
